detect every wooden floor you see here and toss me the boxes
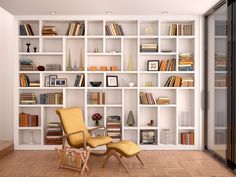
[0,141,13,159]
[0,150,234,177]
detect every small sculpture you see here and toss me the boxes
[127,55,134,71]
[26,43,31,53]
[127,111,135,126]
[72,61,78,71]
[66,48,72,71]
[78,48,84,71]
[33,47,37,53]
[147,120,154,126]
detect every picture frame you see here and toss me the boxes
[55,78,67,87]
[147,60,159,71]
[106,76,118,87]
[49,75,57,87]
[140,130,157,145]
[45,76,50,87]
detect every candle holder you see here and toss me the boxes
[26,43,31,53]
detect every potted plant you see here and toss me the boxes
[92,113,102,126]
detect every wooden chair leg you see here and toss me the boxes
[136,154,144,166]
[102,150,112,168]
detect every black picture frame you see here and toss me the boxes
[55,78,67,87]
[49,75,57,87]
[106,76,118,87]
[147,60,159,71]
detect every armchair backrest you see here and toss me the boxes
[56,107,91,148]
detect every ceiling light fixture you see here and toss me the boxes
[106,11,112,15]
[50,11,56,15]
[161,11,168,15]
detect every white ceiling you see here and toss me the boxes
[0,0,220,15]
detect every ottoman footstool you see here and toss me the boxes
[102,140,144,173]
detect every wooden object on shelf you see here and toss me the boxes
[78,48,84,71]
[156,97,170,104]
[100,66,108,71]
[89,66,97,71]
[110,66,118,71]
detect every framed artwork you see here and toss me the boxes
[45,76,50,87]
[106,76,118,87]
[147,60,159,71]
[140,130,157,145]
[49,75,57,87]
[55,78,67,87]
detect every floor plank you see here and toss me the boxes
[0,150,234,177]
[0,141,13,159]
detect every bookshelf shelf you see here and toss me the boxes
[15,16,199,150]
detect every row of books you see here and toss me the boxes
[107,116,121,142]
[40,93,63,104]
[20,93,37,104]
[45,64,61,71]
[139,92,156,105]
[19,112,39,127]
[45,122,63,145]
[42,26,57,36]
[20,59,36,71]
[74,74,85,87]
[140,43,158,52]
[89,92,105,105]
[105,23,124,36]
[180,131,194,145]
[164,76,194,87]
[20,74,40,87]
[66,22,85,36]
[169,24,193,36]
[159,59,176,71]
[179,53,194,71]
[19,24,34,36]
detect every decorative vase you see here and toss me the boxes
[127,111,135,126]
[78,48,85,71]
[72,61,78,71]
[127,55,134,71]
[66,48,72,71]
[95,120,99,126]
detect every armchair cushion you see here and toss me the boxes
[87,136,113,148]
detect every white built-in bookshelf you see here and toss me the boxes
[15,16,200,150]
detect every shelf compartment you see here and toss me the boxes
[140,73,158,87]
[87,55,121,71]
[139,107,158,128]
[140,20,158,36]
[160,38,176,53]
[105,38,121,53]
[19,107,41,127]
[19,73,40,87]
[158,107,176,145]
[123,129,138,143]
[105,73,137,87]
[123,38,138,71]
[105,20,138,36]
[87,20,103,36]
[87,107,104,127]
[178,38,194,54]
[87,38,103,53]
[19,129,41,145]
[160,73,194,87]
[19,20,40,36]
[178,89,194,127]
[87,73,104,87]
[140,38,158,53]
[19,38,39,53]
[124,89,137,127]
[65,89,85,111]
[19,55,63,72]
[140,129,157,145]
[178,129,195,145]
[42,38,62,53]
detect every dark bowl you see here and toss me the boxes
[90,81,102,87]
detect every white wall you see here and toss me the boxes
[0,7,15,140]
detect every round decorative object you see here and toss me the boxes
[92,113,102,121]
[128,82,135,87]
[37,65,45,71]
[90,81,102,87]
[144,26,153,35]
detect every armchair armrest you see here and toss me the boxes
[62,130,86,150]
[88,126,107,136]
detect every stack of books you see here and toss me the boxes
[19,112,39,127]
[107,116,121,142]
[156,97,170,104]
[140,44,158,52]
[66,22,85,36]
[74,74,85,87]
[159,59,176,71]
[42,26,57,36]
[89,92,105,104]
[215,53,227,71]
[20,74,40,87]
[20,93,37,104]
[181,78,194,87]
[164,76,182,87]
[178,24,193,36]
[19,24,34,36]
[179,53,193,71]
[180,131,194,145]
[139,92,156,104]
[40,93,63,104]
[20,59,36,71]
[105,23,124,36]
[45,122,63,145]
[45,64,61,71]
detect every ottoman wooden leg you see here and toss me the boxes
[136,154,144,166]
